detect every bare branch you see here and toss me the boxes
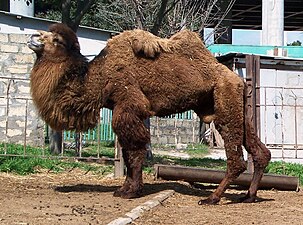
[151,0,169,35]
[72,0,95,31]
[131,0,145,29]
[61,0,72,25]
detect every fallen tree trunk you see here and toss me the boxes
[154,164,299,191]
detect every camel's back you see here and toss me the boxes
[106,29,216,61]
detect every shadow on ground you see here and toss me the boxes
[54,180,274,204]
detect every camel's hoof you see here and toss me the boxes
[113,189,141,199]
[113,189,123,197]
[198,198,220,205]
[239,195,256,203]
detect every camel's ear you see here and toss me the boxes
[72,42,81,51]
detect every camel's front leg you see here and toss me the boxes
[111,102,151,199]
[113,147,146,198]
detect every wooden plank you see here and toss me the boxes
[114,138,124,178]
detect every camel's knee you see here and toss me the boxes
[122,148,146,167]
[253,147,271,169]
[245,138,271,169]
[112,107,150,148]
[225,145,246,178]
[226,158,246,178]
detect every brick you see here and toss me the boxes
[9,34,28,43]
[7,65,28,74]
[16,120,25,128]
[7,129,23,137]
[1,44,18,53]
[0,108,6,117]
[14,54,35,64]
[17,82,31,94]
[0,33,9,43]
[0,53,11,61]
[0,121,6,128]
[9,106,26,117]
[21,45,34,54]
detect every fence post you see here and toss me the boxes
[114,137,124,177]
[245,55,260,173]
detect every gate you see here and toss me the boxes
[232,54,303,160]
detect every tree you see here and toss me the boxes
[61,0,95,31]
[36,0,235,42]
[287,40,302,46]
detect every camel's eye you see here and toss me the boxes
[53,36,66,48]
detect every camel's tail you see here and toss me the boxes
[243,82,271,165]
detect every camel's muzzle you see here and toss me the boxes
[27,34,44,51]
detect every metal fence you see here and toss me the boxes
[63,108,115,143]
[259,86,303,159]
[1,82,302,161]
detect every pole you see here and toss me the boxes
[114,137,124,177]
[155,164,299,191]
[262,0,284,46]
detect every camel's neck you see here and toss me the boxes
[30,54,106,131]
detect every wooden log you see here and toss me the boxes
[154,164,299,191]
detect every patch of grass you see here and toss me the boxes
[2,143,303,187]
[0,156,114,175]
[0,143,49,156]
[82,145,115,158]
[62,145,114,158]
[266,161,303,184]
[0,143,114,176]
[185,143,209,158]
[144,155,226,174]
[145,154,303,185]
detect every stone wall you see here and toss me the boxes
[0,33,44,146]
[150,116,200,146]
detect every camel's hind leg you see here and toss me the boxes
[241,141,271,202]
[241,111,271,203]
[198,76,247,205]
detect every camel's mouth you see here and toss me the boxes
[27,33,44,51]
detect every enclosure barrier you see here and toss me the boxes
[154,164,300,191]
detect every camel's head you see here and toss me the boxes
[28,23,81,57]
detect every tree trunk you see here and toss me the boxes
[49,129,62,154]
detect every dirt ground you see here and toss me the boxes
[0,170,302,225]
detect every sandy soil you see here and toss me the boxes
[134,183,303,225]
[0,170,302,225]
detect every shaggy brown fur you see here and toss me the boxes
[28,23,271,204]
